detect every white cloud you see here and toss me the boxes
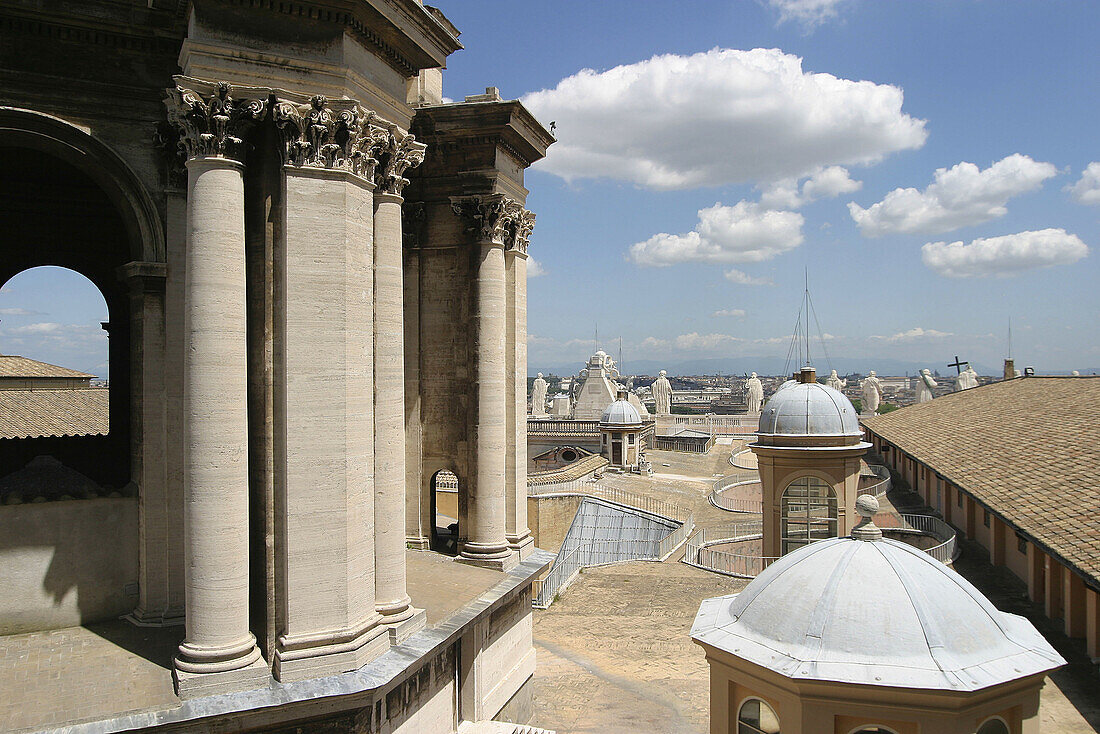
[921,228,1088,278]
[0,307,39,316]
[527,258,547,277]
[769,0,848,27]
[674,332,741,350]
[713,308,747,318]
[761,166,862,209]
[873,327,954,343]
[849,154,1058,237]
[630,201,803,267]
[1066,162,1100,205]
[724,268,775,286]
[522,48,926,190]
[9,322,63,334]
[639,336,670,351]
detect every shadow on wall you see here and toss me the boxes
[0,496,139,636]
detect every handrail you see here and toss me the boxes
[709,471,763,514]
[530,481,691,525]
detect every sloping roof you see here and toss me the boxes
[862,376,1100,588]
[0,355,96,379]
[0,388,109,438]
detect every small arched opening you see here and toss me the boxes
[737,697,780,734]
[430,469,460,555]
[781,475,838,555]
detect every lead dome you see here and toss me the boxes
[758,380,860,437]
[692,533,1064,691]
[600,395,642,426]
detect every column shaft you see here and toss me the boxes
[505,249,532,556]
[461,242,512,566]
[175,157,262,678]
[374,192,416,625]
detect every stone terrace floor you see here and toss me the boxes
[526,445,1100,734]
[0,549,506,733]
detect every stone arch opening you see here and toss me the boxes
[737,697,780,734]
[0,149,135,489]
[430,469,460,555]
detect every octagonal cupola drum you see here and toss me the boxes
[599,390,644,469]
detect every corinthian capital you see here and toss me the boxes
[371,125,427,196]
[164,80,266,161]
[274,95,377,176]
[450,195,531,247]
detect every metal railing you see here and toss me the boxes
[529,481,692,525]
[709,471,763,514]
[858,465,892,499]
[729,448,757,470]
[682,512,957,579]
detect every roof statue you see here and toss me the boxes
[652,369,673,415]
[860,370,883,415]
[955,365,979,391]
[744,372,764,414]
[823,369,845,392]
[916,368,937,403]
[530,372,548,416]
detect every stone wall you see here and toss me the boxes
[527,494,584,552]
[0,498,139,634]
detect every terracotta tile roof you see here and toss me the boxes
[0,388,109,438]
[0,355,96,379]
[862,377,1100,588]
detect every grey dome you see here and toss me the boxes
[600,397,642,425]
[692,536,1064,691]
[758,381,859,436]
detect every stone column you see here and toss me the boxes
[165,80,268,697]
[452,196,521,571]
[373,128,427,641]
[403,204,431,550]
[504,211,535,559]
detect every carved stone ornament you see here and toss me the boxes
[273,95,379,177]
[371,125,427,196]
[164,80,266,161]
[450,195,535,251]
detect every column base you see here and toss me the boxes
[382,607,426,645]
[507,533,536,561]
[174,657,270,699]
[406,535,431,550]
[457,550,519,573]
[126,604,186,628]
[272,619,390,683]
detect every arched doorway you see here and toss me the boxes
[430,469,460,554]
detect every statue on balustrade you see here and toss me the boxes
[860,371,883,415]
[744,372,764,414]
[530,372,548,416]
[652,370,673,415]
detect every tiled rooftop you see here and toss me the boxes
[0,387,108,439]
[862,376,1100,588]
[0,355,95,379]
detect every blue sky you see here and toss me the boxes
[2,0,1097,376]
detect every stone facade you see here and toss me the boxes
[0,1,551,730]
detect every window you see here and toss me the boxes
[738,699,779,734]
[976,718,1009,734]
[984,509,991,527]
[781,476,838,555]
[957,489,963,508]
[1017,533,1027,554]
[628,433,635,445]
[613,432,622,441]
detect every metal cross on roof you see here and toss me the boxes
[948,356,969,374]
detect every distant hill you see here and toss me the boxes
[530,356,1003,378]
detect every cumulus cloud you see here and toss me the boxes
[1066,162,1100,205]
[769,0,849,27]
[522,48,927,190]
[849,154,1058,237]
[527,258,547,277]
[713,308,747,318]
[674,333,741,350]
[724,268,775,286]
[921,228,1088,278]
[760,166,862,209]
[640,336,670,351]
[630,201,803,267]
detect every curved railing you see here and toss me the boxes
[530,480,692,525]
[858,465,892,499]
[729,448,757,470]
[709,471,763,514]
[683,511,957,579]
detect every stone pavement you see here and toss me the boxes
[0,549,513,733]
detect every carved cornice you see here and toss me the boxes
[164,80,266,161]
[273,95,380,179]
[450,195,534,251]
[372,126,427,196]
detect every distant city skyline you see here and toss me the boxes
[3,1,1099,373]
